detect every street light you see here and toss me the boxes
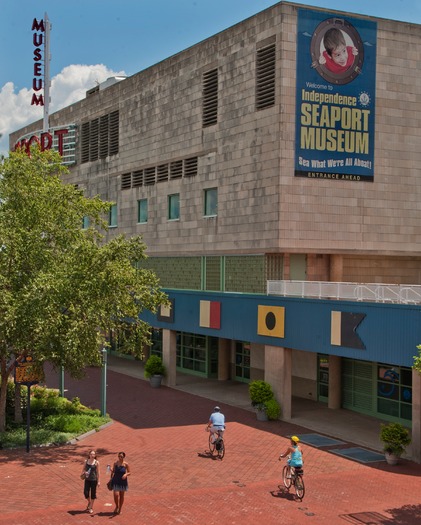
[100,347,108,417]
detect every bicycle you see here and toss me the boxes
[207,428,225,459]
[281,458,305,500]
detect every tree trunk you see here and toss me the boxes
[14,383,23,423]
[0,358,9,433]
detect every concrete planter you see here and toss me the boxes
[255,408,268,421]
[149,375,163,388]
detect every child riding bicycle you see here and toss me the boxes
[279,435,303,473]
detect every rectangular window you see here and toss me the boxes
[168,194,180,221]
[256,43,276,110]
[202,69,218,127]
[204,188,217,217]
[137,199,148,223]
[109,204,117,227]
[82,216,90,229]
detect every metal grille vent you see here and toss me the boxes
[144,166,156,185]
[256,44,276,110]
[121,172,132,190]
[157,164,169,182]
[132,170,143,187]
[184,157,198,177]
[170,160,183,179]
[202,69,218,127]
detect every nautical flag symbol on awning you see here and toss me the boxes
[331,311,365,349]
[257,305,285,338]
[200,300,221,329]
[157,298,174,323]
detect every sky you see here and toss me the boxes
[1,0,421,156]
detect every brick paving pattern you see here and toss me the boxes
[0,366,420,524]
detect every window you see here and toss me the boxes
[137,199,148,223]
[82,216,90,229]
[168,194,180,220]
[109,204,117,227]
[202,69,218,127]
[256,43,276,110]
[204,188,217,217]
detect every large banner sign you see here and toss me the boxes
[295,9,377,182]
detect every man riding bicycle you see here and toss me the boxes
[206,406,225,440]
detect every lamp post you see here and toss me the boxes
[100,347,108,417]
[58,366,65,397]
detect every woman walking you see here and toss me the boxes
[80,450,100,514]
[110,451,130,514]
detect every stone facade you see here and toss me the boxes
[10,3,421,285]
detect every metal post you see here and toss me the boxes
[59,366,65,397]
[101,348,107,417]
[26,385,31,453]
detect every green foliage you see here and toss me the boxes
[0,148,168,431]
[0,386,109,448]
[380,422,411,456]
[2,380,27,417]
[264,397,281,420]
[144,354,166,378]
[248,380,274,407]
[413,345,421,373]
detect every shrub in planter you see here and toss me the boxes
[264,398,281,420]
[380,422,411,457]
[144,355,166,378]
[248,380,274,411]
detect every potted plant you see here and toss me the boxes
[248,380,274,421]
[144,354,166,388]
[380,422,411,465]
[264,397,281,420]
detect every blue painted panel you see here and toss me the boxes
[141,290,421,367]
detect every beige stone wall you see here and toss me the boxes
[9,3,421,262]
[278,5,421,255]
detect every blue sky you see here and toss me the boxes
[1,0,420,155]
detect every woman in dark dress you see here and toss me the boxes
[110,451,130,514]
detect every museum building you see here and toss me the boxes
[10,2,421,461]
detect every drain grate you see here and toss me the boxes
[297,433,346,447]
[339,511,392,524]
[330,447,385,463]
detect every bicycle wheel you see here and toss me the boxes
[217,439,225,460]
[294,475,305,500]
[209,433,216,455]
[282,465,292,488]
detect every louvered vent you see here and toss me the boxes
[157,164,169,182]
[256,44,276,110]
[81,122,90,163]
[202,69,218,127]
[144,166,156,185]
[184,157,198,177]
[99,114,109,158]
[170,160,183,179]
[132,170,143,187]
[89,118,99,161]
[121,172,132,190]
[109,110,119,155]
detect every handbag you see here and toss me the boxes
[107,479,113,491]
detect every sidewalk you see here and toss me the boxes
[0,361,420,525]
[106,354,398,456]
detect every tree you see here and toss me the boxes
[0,148,167,432]
[414,345,421,373]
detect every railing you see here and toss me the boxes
[266,280,421,304]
